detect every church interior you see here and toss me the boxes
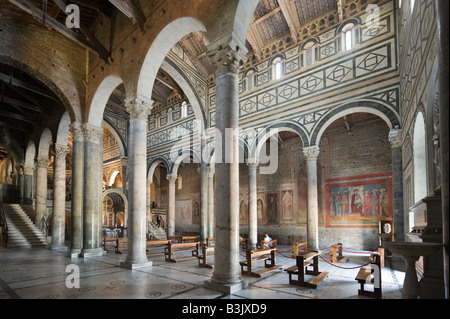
[0,0,448,303]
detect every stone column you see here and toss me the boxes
[200,138,208,243]
[389,128,404,242]
[35,156,49,228]
[204,43,248,294]
[207,166,215,239]
[16,164,24,204]
[121,98,152,269]
[69,122,84,258]
[167,174,177,237]
[303,146,320,250]
[246,160,259,249]
[436,0,449,299]
[121,156,129,197]
[51,145,69,250]
[23,164,34,204]
[80,124,103,257]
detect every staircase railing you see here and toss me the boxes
[0,202,8,246]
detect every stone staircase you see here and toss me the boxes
[148,220,167,241]
[2,203,48,248]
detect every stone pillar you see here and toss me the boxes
[16,164,24,204]
[389,128,404,242]
[69,122,84,257]
[167,174,177,237]
[200,139,209,243]
[303,146,320,250]
[51,145,69,250]
[121,156,129,197]
[436,0,449,299]
[35,156,49,227]
[204,43,248,294]
[207,166,215,239]
[80,124,103,257]
[120,98,153,269]
[23,164,34,205]
[247,160,259,249]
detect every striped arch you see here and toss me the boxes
[147,157,171,182]
[310,99,401,147]
[170,148,202,176]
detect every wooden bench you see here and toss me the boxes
[260,239,277,249]
[103,236,117,252]
[289,241,308,258]
[355,253,382,299]
[146,240,170,257]
[324,243,349,264]
[285,251,329,288]
[168,235,183,243]
[182,235,200,243]
[115,238,128,254]
[164,241,199,263]
[197,245,214,268]
[239,248,283,278]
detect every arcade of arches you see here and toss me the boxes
[0,0,448,299]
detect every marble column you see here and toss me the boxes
[121,156,129,197]
[207,166,215,239]
[51,145,69,250]
[204,43,248,294]
[34,156,49,228]
[121,98,152,269]
[200,139,209,243]
[69,122,84,258]
[23,164,34,205]
[167,174,177,238]
[16,164,24,204]
[80,124,103,258]
[303,146,320,250]
[436,0,449,299]
[247,160,259,249]
[388,128,404,242]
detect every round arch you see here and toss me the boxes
[170,149,202,176]
[311,100,401,147]
[147,157,171,183]
[103,120,127,157]
[56,111,71,147]
[102,188,128,228]
[38,128,53,157]
[25,140,36,165]
[137,17,207,128]
[88,75,124,128]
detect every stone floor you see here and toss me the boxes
[0,243,406,302]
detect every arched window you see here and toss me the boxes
[342,23,355,51]
[303,41,315,66]
[413,112,427,202]
[181,101,188,118]
[246,69,255,91]
[272,57,283,80]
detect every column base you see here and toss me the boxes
[67,249,81,259]
[204,278,248,294]
[50,245,68,252]
[120,260,153,269]
[80,248,104,258]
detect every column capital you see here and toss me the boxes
[303,146,321,161]
[125,96,153,120]
[16,164,24,175]
[54,144,70,158]
[23,164,35,175]
[207,166,215,178]
[207,42,248,74]
[246,159,260,170]
[82,123,102,144]
[69,122,84,142]
[35,156,49,168]
[167,174,178,183]
[388,128,403,149]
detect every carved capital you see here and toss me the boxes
[208,43,247,74]
[303,146,321,162]
[125,96,153,120]
[16,164,24,175]
[388,128,402,149]
[23,164,35,175]
[246,159,260,170]
[69,122,84,142]
[35,156,49,168]
[82,124,102,144]
[167,174,178,183]
[54,145,70,158]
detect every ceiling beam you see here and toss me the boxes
[0,72,58,100]
[1,96,45,114]
[8,0,111,63]
[70,0,113,17]
[0,109,36,123]
[277,0,300,43]
[0,120,31,132]
[108,0,146,33]
[155,74,182,97]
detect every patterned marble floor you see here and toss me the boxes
[0,244,406,301]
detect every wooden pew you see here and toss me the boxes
[284,251,329,288]
[289,241,308,258]
[168,235,183,243]
[115,238,128,254]
[164,241,199,263]
[324,243,349,264]
[197,244,214,268]
[146,240,170,257]
[240,248,283,278]
[355,253,382,299]
[260,239,277,249]
[103,236,117,252]
[182,235,200,243]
